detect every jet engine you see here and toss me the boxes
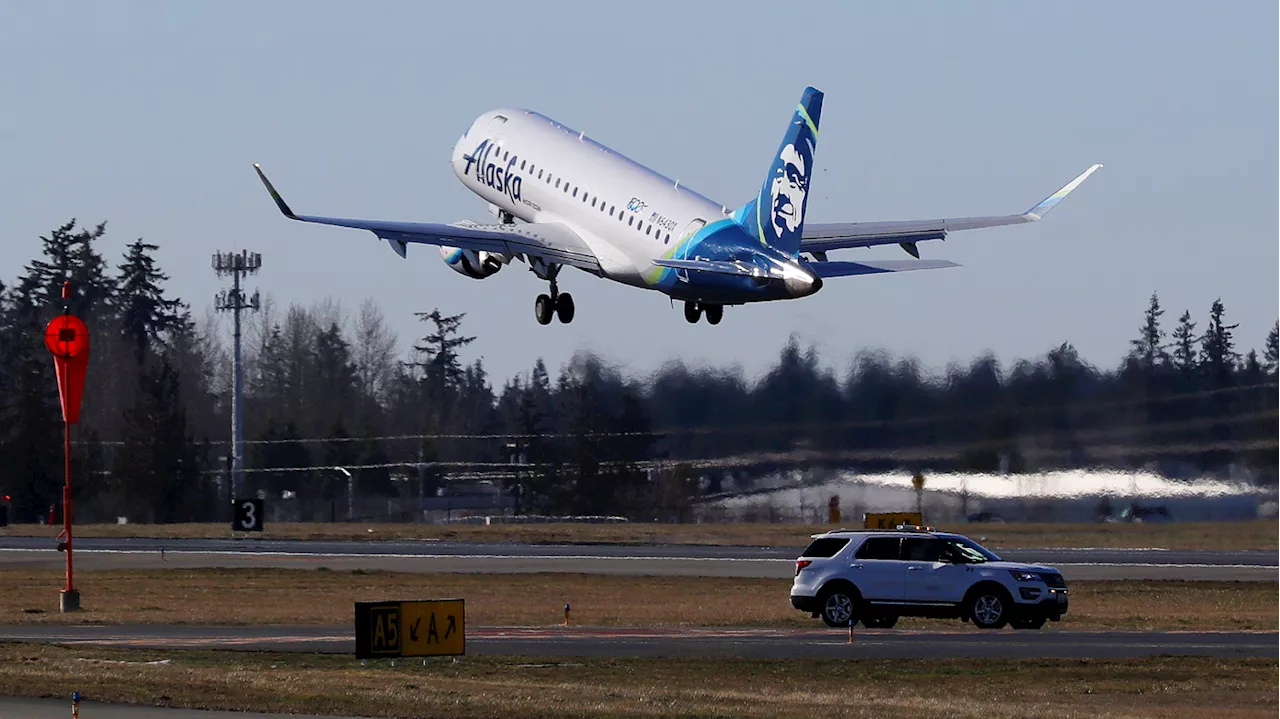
[440,246,505,279]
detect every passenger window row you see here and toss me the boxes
[495,145,671,244]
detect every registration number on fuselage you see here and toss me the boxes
[649,213,677,232]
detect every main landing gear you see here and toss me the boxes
[535,280,574,325]
[683,301,722,325]
[531,261,573,325]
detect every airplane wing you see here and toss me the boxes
[801,164,1102,256]
[253,164,602,274]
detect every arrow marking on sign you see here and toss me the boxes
[410,617,422,643]
[445,615,457,640]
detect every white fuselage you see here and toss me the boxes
[450,109,730,287]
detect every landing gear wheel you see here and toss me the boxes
[968,588,1012,629]
[1010,616,1046,630]
[535,294,554,325]
[704,304,723,325]
[683,301,702,324]
[556,293,575,323]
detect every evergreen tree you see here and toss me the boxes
[1264,321,1278,378]
[116,239,186,363]
[407,309,477,468]
[1129,292,1169,371]
[1170,310,1198,376]
[312,322,359,419]
[1197,299,1240,467]
[1198,298,1239,388]
[0,276,63,521]
[411,309,476,392]
[25,220,116,321]
[111,356,205,522]
[1241,350,1263,380]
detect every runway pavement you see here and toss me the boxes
[0,536,1274,581]
[2,623,1275,660]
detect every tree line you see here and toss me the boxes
[1,220,1276,523]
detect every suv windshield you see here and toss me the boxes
[940,536,1001,563]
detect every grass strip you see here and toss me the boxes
[0,643,1274,719]
[2,568,1274,631]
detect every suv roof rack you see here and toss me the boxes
[815,525,939,536]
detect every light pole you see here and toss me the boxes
[336,467,353,522]
[213,251,262,501]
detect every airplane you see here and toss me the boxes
[253,86,1100,326]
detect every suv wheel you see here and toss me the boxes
[968,587,1011,629]
[819,586,859,628]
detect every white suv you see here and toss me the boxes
[789,527,1069,630]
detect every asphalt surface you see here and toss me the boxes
[1,536,1274,581]
[2,623,1274,660]
[0,698,359,719]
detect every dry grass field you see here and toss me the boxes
[3,519,1276,550]
[2,568,1274,631]
[0,644,1274,719]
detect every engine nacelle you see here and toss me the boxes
[440,246,505,279]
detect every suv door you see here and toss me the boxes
[850,536,906,601]
[903,537,971,603]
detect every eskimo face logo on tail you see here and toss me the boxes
[461,139,522,205]
[769,141,809,241]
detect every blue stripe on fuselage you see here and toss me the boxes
[650,220,798,304]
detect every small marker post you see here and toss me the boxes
[72,691,81,719]
[848,617,855,644]
[563,603,571,626]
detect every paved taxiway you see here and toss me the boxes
[3,624,1274,660]
[0,537,1274,581]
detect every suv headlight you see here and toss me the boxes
[1008,570,1044,583]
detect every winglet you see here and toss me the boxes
[1023,164,1103,220]
[253,163,298,219]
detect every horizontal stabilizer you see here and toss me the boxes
[651,258,764,277]
[809,259,959,278]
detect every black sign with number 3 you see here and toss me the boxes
[232,498,264,532]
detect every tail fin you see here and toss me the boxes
[732,86,823,256]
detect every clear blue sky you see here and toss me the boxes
[2,1,1276,383]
